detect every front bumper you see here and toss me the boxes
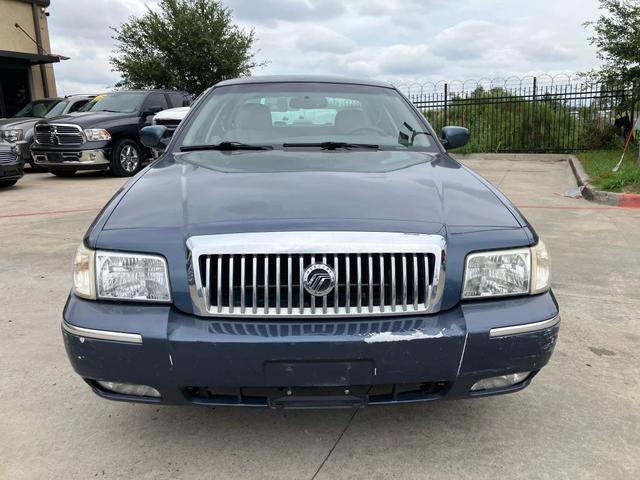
[62,292,560,407]
[0,161,25,181]
[32,148,110,170]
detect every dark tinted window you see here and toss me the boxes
[68,99,90,113]
[143,93,169,112]
[168,92,190,108]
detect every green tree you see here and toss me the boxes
[110,0,264,95]
[585,0,640,84]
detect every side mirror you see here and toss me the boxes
[142,106,163,117]
[140,125,171,150]
[440,126,470,150]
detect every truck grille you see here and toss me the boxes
[187,232,445,318]
[34,123,84,146]
[154,118,181,131]
[0,148,17,165]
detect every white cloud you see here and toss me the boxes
[47,0,603,94]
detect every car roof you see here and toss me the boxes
[215,75,394,89]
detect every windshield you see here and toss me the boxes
[45,101,69,118]
[179,83,435,151]
[79,92,145,113]
[14,100,62,118]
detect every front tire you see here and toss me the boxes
[110,139,142,177]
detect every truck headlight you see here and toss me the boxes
[0,129,24,142]
[462,241,550,299]
[72,244,171,302]
[84,128,111,141]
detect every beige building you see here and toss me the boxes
[0,0,58,117]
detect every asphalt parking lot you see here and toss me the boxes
[1,156,639,480]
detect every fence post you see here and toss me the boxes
[444,83,449,126]
[531,76,538,151]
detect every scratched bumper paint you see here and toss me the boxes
[62,291,559,406]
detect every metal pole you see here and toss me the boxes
[444,83,448,126]
[531,77,537,151]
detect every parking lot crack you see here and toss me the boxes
[310,408,359,480]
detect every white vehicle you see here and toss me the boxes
[149,107,190,158]
[152,106,190,133]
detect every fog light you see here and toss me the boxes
[470,372,531,392]
[89,153,97,162]
[97,381,161,398]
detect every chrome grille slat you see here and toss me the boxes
[298,256,304,314]
[391,255,397,311]
[310,255,316,314]
[333,255,339,314]
[275,255,281,313]
[379,255,385,309]
[252,255,258,314]
[188,232,444,318]
[216,257,222,313]
[356,254,362,313]
[264,256,269,314]
[240,255,246,313]
[368,254,373,313]
[322,255,328,314]
[287,255,293,314]
[401,254,408,311]
[413,254,419,310]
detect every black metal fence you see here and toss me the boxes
[398,76,637,153]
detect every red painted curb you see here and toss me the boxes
[619,194,640,208]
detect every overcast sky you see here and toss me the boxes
[48,0,604,95]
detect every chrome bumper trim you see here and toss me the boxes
[33,149,109,166]
[62,321,142,344]
[489,314,560,338]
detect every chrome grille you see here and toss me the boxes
[0,148,17,165]
[187,232,445,318]
[34,123,84,146]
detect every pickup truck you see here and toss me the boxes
[63,76,558,408]
[0,95,95,169]
[31,90,191,177]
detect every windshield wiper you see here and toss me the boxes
[180,141,273,152]
[283,142,380,150]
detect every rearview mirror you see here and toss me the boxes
[440,126,470,150]
[140,125,171,150]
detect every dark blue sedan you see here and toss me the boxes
[63,76,559,408]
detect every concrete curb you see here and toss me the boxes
[568,155,640,208]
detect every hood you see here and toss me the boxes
[0,117,40,130]
[103,150,521,236]
[40,111,133,127]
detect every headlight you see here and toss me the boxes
[96,251,171,302]
[84,128,111,141]
[462,241,550,299]
[72,245,171,302]
[0,129,24,142]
